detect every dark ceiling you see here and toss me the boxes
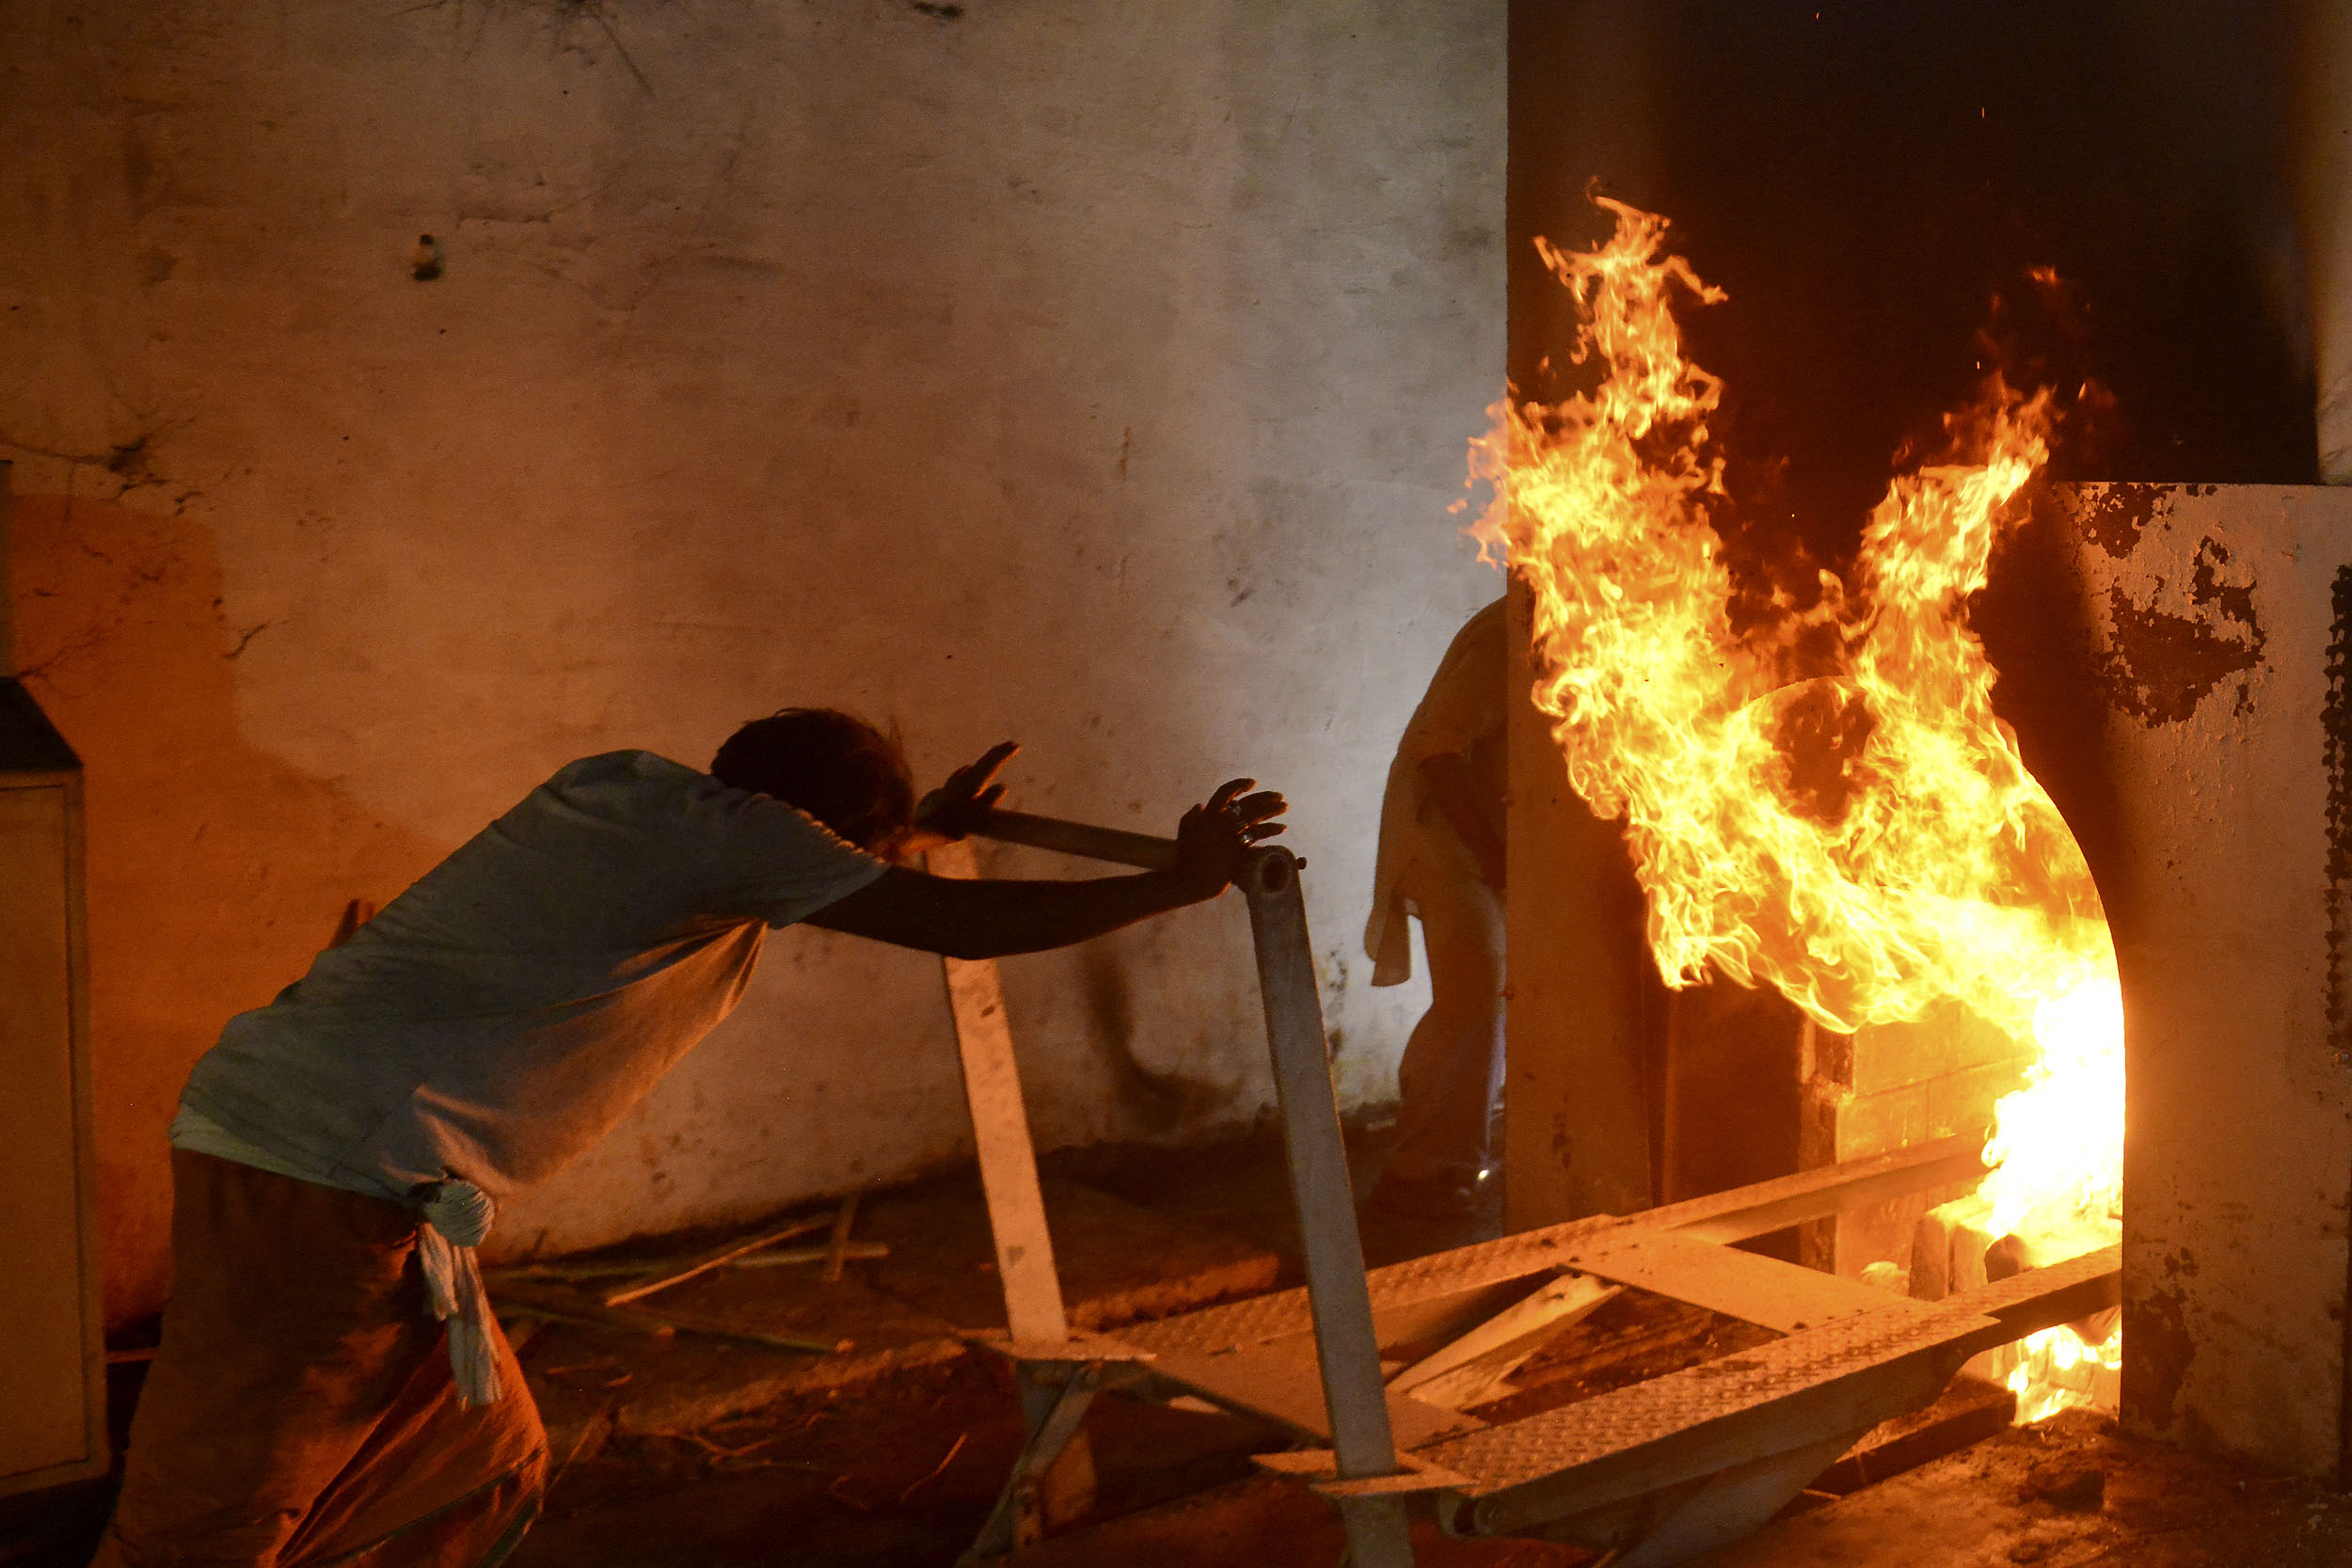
[1510,0,2320,566]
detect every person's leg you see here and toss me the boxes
[93,1152,543,1568]
[333,1464,541,1568]
[278,1309,544,1567]
[1381,850,1505,1200]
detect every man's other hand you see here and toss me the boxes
[1174,779,1288,899]
[915,741,1020,843]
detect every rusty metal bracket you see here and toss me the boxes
[957,1358,1101,1563]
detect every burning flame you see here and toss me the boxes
[1473,197,2122,1416]
[1980,977,2124,1237]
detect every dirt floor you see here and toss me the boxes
[9,1119,2352,1567]
[506,1369,2352,1568]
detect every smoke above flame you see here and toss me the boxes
[1470,197,2122,1250]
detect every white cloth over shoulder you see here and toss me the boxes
[1365,600,1509,987]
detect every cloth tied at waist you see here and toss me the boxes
[412,1179,501,1407]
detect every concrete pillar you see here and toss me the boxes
[1499,0,1669,1230]
[1502,579,1655,1226]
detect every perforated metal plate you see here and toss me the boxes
[1122,1141,1993,1361]
[1947,1243,2121,1352]
[1421,1296,1994,1527]
[1120,1214,1635,1359]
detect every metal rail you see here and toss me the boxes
[971,807,1181,871]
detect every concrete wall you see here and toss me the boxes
[0,0,1505,1324]
[1986,483,2352,1478]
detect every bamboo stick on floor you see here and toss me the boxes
[821,1193,862,1285]
[491,1278,850,1356]
[599,1214,836,1307]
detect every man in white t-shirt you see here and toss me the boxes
[96,707,1283,1568]
[1364,599,1507,1222]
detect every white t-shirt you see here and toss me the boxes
[175,750,888,1204]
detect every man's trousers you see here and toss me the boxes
[91,1151,546,1568]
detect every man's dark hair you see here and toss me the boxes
[710,708,914,853]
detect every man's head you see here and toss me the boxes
[710,708,915,855]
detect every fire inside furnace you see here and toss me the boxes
[1472,198,2124,1421]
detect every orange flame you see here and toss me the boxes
[1476,198,2122,1413]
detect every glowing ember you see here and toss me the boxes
[2004,1322,2123,1425]
[1472,197,2122,1418]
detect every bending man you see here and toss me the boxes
[1364,598,1507,1222]
[96,707,1283,1568]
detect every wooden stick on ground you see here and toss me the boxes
[487,1259,662,1284]
[494,1278,849,1355]
[600,1214,835,1307]
[822,1192,862,1285]
[733,1241,888,1269]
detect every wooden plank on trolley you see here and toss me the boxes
[1552,1227,1947,1336]
[1146,1333,1483,1450]
[928,838,1070,1349]
[1388,1273,1621,1410]
[1655,1133,1989,1246]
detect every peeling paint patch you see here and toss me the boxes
[2097,537,2267,724]
[2077,483,2174,560]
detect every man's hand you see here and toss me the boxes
[914,741,1021,844]
[1173,778,1289,900]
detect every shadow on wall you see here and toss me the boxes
[1073,942,1237,1133]
[12,493,448,1330]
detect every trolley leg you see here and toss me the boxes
[958,1361,1100,1562]
[1242,847,1415,1568]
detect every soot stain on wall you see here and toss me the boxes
[1075,945,1233,1132]
[2127,1258,2199,1434]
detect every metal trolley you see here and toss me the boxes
[944,810,2118,1567]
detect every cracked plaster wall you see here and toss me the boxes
[0,0,1504,1323]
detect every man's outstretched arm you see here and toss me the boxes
[803,779,1285,959]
